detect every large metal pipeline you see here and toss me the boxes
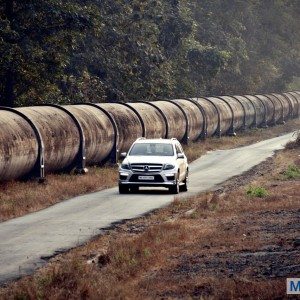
[0,91,299,182]
[254,95,277,126]
[127,102,167,139]
[0,109,38,180]
[191,98,219,137]
[243,95,267,127]
[16,106,80,173]
[172,99,204,142]
[206,97,233,135]
[270,93,290,122]
[96,103,144,156]
[231,95,256,128]
[64,105,115,165]
[288,92,300,117]
[283,93,298,118]
[218,96,245,132]
[149,101,187,141]
[264,94,284,125]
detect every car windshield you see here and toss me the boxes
[129,143,174,156]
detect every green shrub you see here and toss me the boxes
[283,165,300,180]
[246,186,268,198]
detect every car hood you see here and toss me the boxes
[123,155,176,165]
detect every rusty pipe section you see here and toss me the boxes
[0,109,39,180]
[218,96,245,132]
[64,105,115,164]
[243,95,267,127]
[283,93,299,118]
[127,102,167,139]
[231,95,256,128]
[254,95,277,126]
[0,91,299,182]
[271,93,292,121]
[206,97,233,136]
[96,103,143,155]
[263,94,284,125]
[16,106,80,173]
[172,99,204,142]
[149,100,187,141]
[285,92,300,118]
[192,98,219,137]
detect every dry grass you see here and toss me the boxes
[0,118,299,222]
[1,223,191,300]
[0,166,118,222]
[1,141,299,299]
[140,148,299,299]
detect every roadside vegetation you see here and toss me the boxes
[283,165,300,180]
[1,127,299,299]
[0,119,299,222]
[0,167,118,222]
[246,186,268,198]
[1,1,299,107]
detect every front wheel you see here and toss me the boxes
[169,173,180,194]
[119,184,129,194]
[181,171,188,192]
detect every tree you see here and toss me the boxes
[0,0,99,107]
[0,0,299,106]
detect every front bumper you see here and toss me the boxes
[119,170,177,187]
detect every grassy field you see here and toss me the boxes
[0,130,299,299]
[0,118,299,222]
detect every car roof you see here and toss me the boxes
[133,138,178,144]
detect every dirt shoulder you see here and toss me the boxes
[0,119,299,222]
[1,129,299,299]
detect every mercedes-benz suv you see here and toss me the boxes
[118,138,189,194]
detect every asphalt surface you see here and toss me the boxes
[0,132,297,284]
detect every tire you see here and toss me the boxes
[119,184,129,194]
[169,172,180,194]
[181,171,188,192]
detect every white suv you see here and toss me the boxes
[118,138,189,194]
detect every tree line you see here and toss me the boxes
[0,0,299,107]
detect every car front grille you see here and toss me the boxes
[130,163,163,173]
[129,174,164,183]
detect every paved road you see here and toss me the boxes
[0,132,297,284]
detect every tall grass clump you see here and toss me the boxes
[246,186,268,198]
[283,165,300,180]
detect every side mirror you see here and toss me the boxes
[177,153,184,159]
[120,152,127,159]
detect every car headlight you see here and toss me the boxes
[121,163,130,170]
[163,164,175,170]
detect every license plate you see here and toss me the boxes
[138,176,154,180]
